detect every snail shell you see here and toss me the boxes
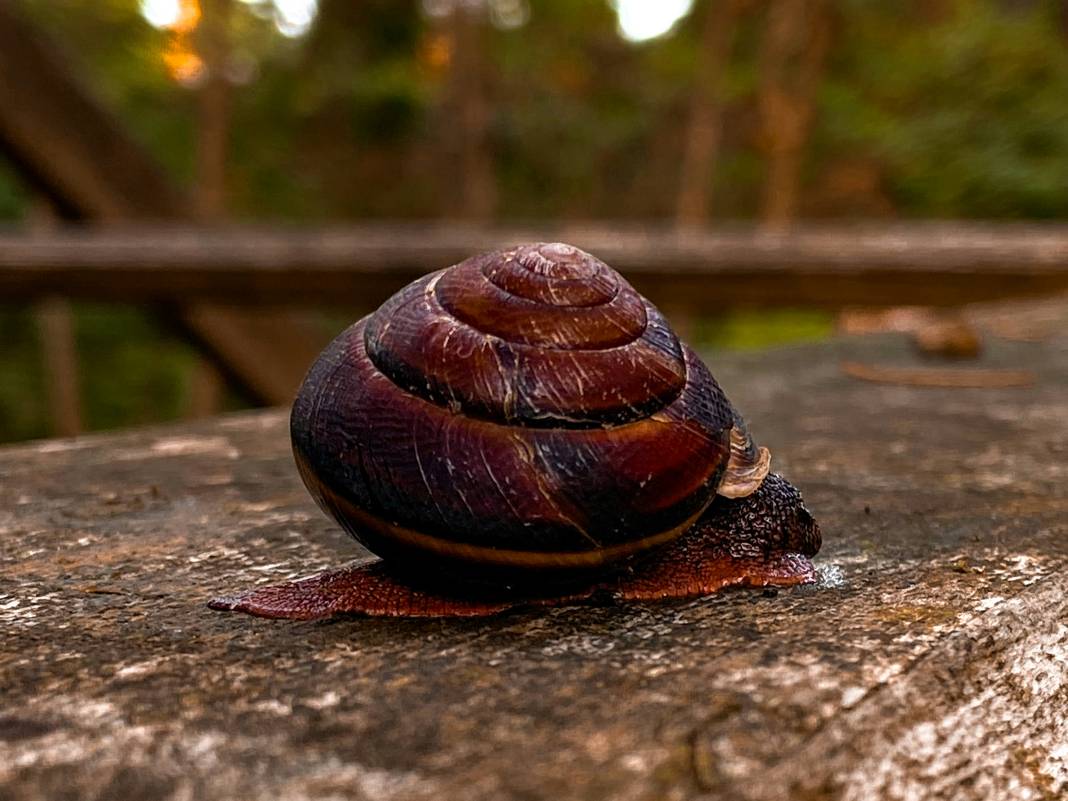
[290,243,769,574]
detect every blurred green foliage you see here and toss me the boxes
[0,160,29,219]
[0,310,48,442]
[4,0,1068,220]
[2,0,1067,441]
[699,310,834,351]
[822,0,1068,218]
[75,306,198,431]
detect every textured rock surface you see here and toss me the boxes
[1,332,1066,801]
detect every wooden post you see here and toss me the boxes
[184,359,225,419]
[34,296,83,437]
[26,196,83,437]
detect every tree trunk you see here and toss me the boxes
[196,0,232,221]
[758,0,831,229]
[675,0,746,228]
[448,4,495,221]
[35,296,83,437]
[188,0,233,416]
[27,196,83,437]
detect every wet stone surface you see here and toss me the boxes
[1,332,1066,801]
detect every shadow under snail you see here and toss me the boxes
[210,243,821,619]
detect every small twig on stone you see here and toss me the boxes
[840,361,1036,388]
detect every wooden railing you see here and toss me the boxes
[3,223,1068,309]
[4,221,1067,437]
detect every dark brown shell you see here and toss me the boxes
[290,243,745,573]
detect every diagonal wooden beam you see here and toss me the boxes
[0,2,188,220]
[0,0,326,405]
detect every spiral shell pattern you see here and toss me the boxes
[291,243,740,571]
[365,243,686,427]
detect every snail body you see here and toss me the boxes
[211,244,820,619]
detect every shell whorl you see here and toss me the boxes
[364,243,687,428]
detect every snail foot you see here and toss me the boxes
[208,559,530,619]
[208,545,815,620]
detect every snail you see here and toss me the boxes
[210,243,821,619]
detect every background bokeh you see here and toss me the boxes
[3,0,1067,442]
